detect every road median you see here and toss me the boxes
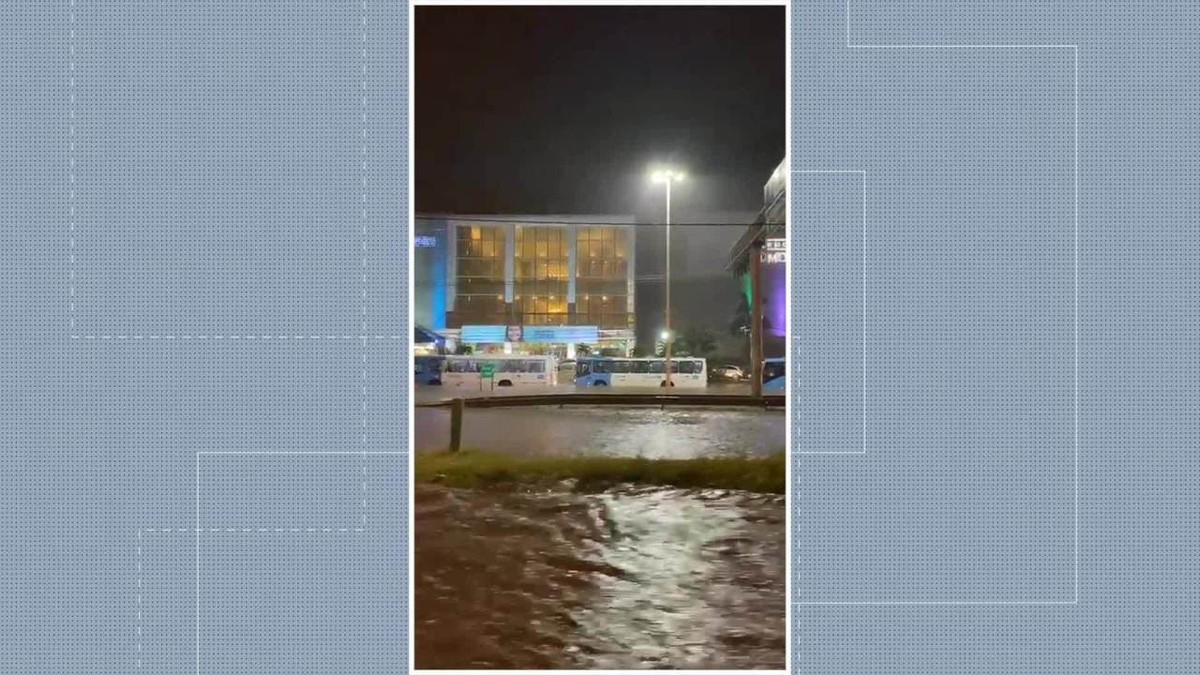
[415,450,785,494]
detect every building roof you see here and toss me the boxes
[414,213,637,226]
[727,158,787,276]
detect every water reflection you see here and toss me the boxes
[414,406,785,458]
[415,485,785,669]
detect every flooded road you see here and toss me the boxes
[415,484,785,670]
[414,382,756,405]
[414,405,786,458]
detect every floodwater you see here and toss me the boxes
[414,484,786,670]
[414,405,785,458]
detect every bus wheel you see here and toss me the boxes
[593,381,607,387]
[497,380,513,387]
[431,379,441,386]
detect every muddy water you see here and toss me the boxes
[415,484,785,670]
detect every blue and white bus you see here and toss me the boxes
[574,357,707,389]
[762,357,786,393]
[414,355,446,385]
[442,355,557,389]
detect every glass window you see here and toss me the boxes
[763,360,786,382]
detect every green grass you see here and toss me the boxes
[415,450,786,494]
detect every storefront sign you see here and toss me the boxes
[414,235,437,248]
[460,325,507,343]
[522,326,599,344]
[762,238,786,264]
[461,324,601,344]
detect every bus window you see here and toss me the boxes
[648,360,665,374]
[527,359,544,373]
[763,360,786,382]
[594,360,612,374]
[678,360,699,374]
[629,360,649,374]
[576,361,591,377]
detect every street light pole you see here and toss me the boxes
[664,177,673,387]
[651,167,684,387]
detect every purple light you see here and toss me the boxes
[765,264,786,338]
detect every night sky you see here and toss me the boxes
[415,5,785,219]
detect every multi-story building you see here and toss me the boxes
[414,214,637,357]
[728,158,787,359]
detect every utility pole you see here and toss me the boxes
[750,239,764,398]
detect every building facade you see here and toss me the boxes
[728,157,787,359]
[414,214,637,357]
[761,158,787,353]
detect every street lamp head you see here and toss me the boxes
[660,329,673,341]
[649,167,685,184]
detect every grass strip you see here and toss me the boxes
[415,450,785,494]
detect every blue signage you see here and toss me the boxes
[522,325,599,344]
[459,325,600,344]
[414,235,437,248]
[460,325,507,343]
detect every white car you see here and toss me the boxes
[711,365,746,381]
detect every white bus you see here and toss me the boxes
[441,355,558,389]
[573,357,707,389]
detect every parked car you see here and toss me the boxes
[709,364,746,382]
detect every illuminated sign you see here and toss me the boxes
[460,325,600,344]
[414,236,437,248]
[762,238,787,265]
[460,325,507,343]
[522,325,599,344]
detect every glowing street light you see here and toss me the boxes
[650,167,685,386]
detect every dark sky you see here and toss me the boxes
[415,5,784,218]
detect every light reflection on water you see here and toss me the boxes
[414,406,786,458]
[415,485,785,670]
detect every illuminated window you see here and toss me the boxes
[575,226,629,327]
[454,224,506,325]
[514,226,568,325]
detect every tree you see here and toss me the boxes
[729,293,751,338]
[729,291,776,356]
[675,326,717,358]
